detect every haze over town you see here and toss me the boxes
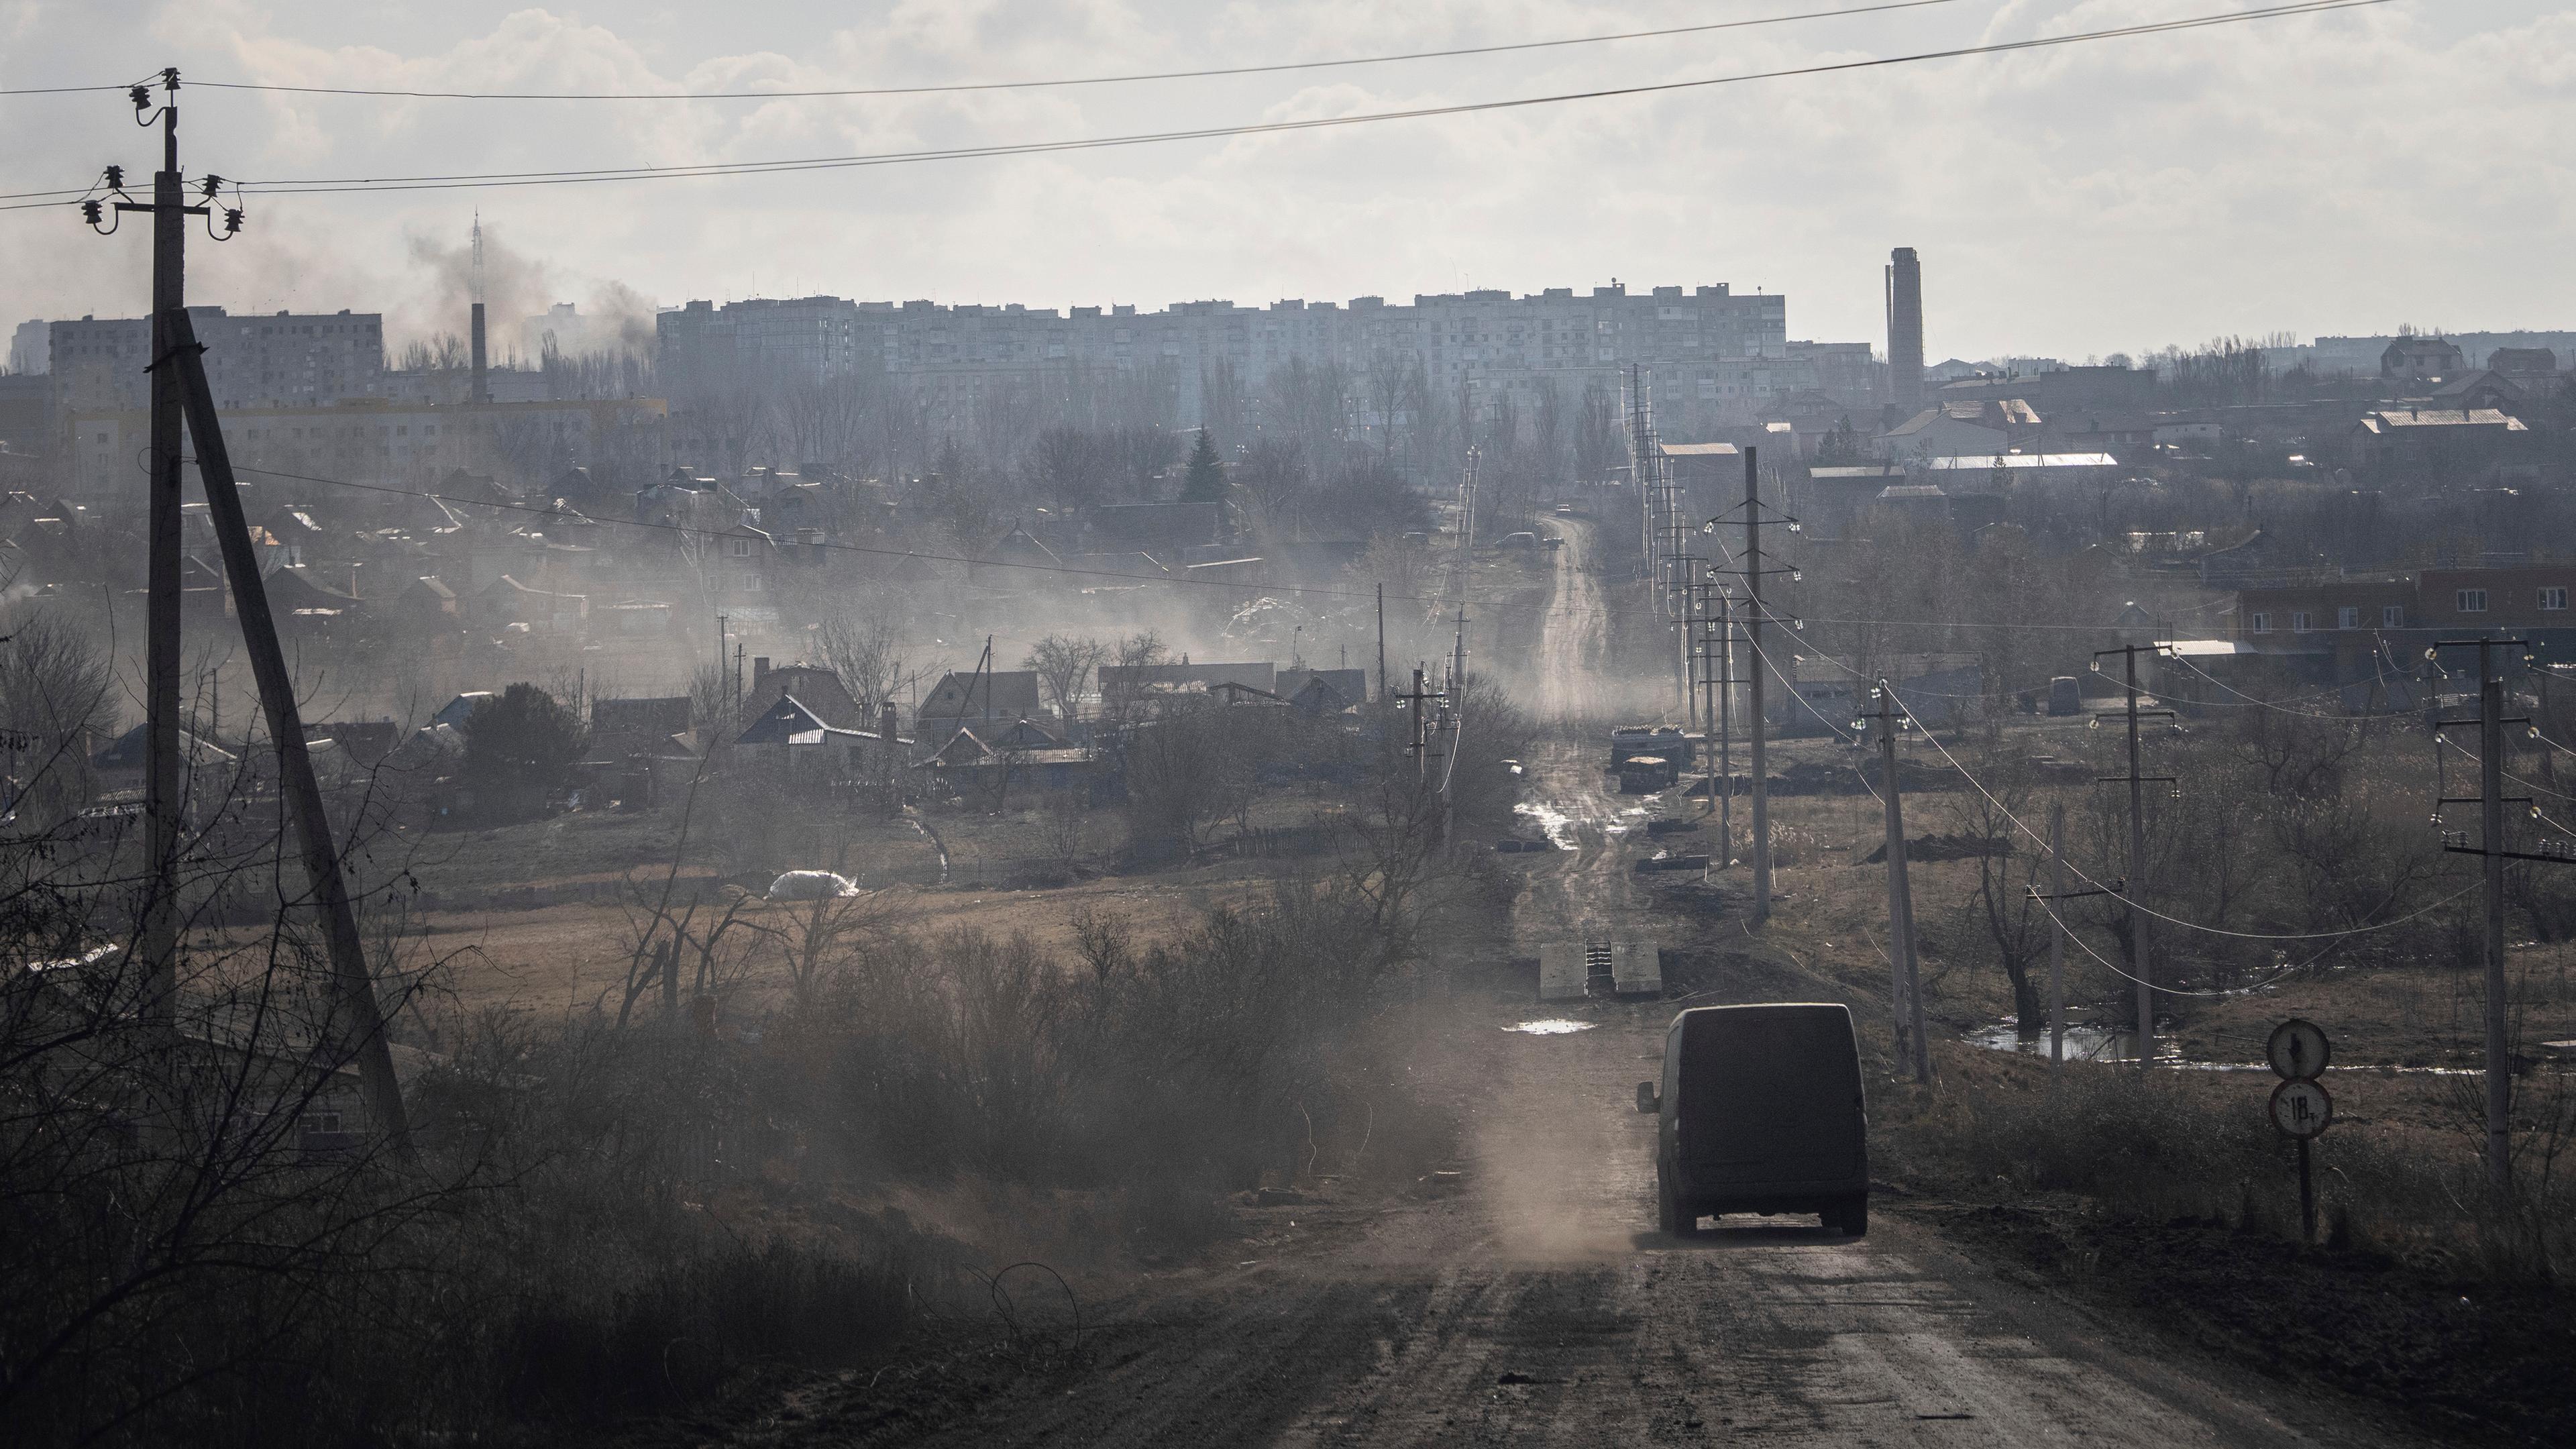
[5,5,2576,1448]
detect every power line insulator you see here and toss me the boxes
[103,164,123,189]
[199,174,224,199]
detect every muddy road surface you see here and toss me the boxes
[1534,517,1607,722]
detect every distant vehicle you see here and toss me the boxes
[1498,531,1540,549]
[1637,1003,1869,1236]
[1554,503,1576,516]
[1610,724,1693,770]
[2046,676,2081,716]
[1542,535,1565,550]
[1616,754,1678,793]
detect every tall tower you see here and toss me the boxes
[1885,246,1924,411]
[468,213,490,404]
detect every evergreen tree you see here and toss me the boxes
[460,682,588,819]
[1179,428,1225,502]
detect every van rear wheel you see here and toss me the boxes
[1829,1194,1868,1237]
[1658,1173,1695,1238]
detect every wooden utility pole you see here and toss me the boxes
[1869,681,1929,1083]
[166,310,411,1157]
[1742,447,1772,922]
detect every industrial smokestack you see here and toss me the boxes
[469,302,489,404]
[1885,247,1924,411]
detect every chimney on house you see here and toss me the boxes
[469,302,490,404]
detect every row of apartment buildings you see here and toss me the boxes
[653,283,1883,433]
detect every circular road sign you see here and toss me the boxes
[2267,1018,2332,1081]
[2269,1079,2334,1140]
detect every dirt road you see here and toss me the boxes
[761,561,2432,1449]
[1534,517,1607,721]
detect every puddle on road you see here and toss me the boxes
[1512,801,1581,851]
[1503,1020,1599,1035]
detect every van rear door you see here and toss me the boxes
[1678,1007,1864,1186]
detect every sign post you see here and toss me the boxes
[2267,1020,2333,1244]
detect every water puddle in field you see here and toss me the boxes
[1503,1020,1598,1035]
[1964,1022,2487,1075]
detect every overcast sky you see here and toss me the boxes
[1,1,2567,362]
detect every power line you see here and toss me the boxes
[134,1,2392,200]
[172,1,1981,102]
[1888,686,2469,942]
[2030,884,2474,1000]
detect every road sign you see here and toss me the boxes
[2267,1019,2331,1081]
[2269,1079,2333,1139]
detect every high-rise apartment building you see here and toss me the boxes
[49,307,386,415]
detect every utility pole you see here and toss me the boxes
[2432,636,2570,1193]
[2093,644,2176,1071]
[166,309,410,1157]
[1716,588,1733,861]
[1398,666,1436,779]
[2027,800,2125,1079]
[1458,445,1481,555]
[2479,645,2507,1188]
[1453,605,1468,699]
[1738,448,1780,922]
[1867,681,1930,1083]
[2049,802,2068,1077]
[1376,584,1387,708]
[87,69,239,1022]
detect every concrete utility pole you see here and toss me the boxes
[1741,447,1773,923]
[166,310,411,1157]
[2093,643,2175,1071]
[1404,666,1432,774]
[2479,641,2508,1187]
[1717,588,1734,863]
[1376,584,1387,708]
[1453,605,1468,700]
[89,68,239,1021]
[2049,801,2068,1079]
[2430,635,2567,1193]
[1869,681,1930,1083]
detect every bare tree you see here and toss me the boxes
[817,602,906,716]
[1023,635,1108,724]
